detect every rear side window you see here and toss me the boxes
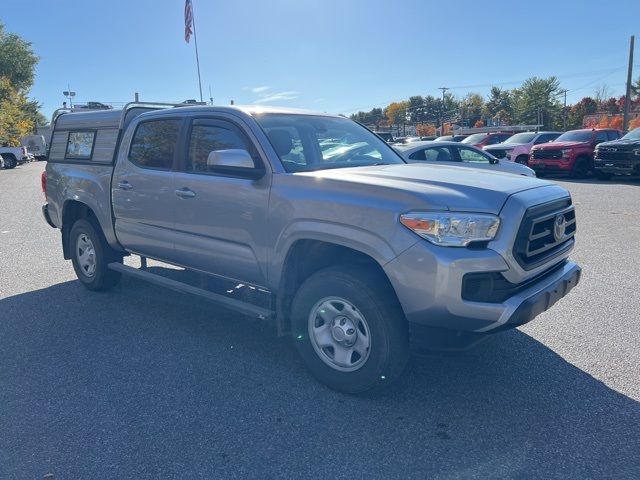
[129,119,181,169]
[66,131,95,159]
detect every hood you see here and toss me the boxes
[533,141,588,150]
[485,142,525,150]
[298,163,551,215]
[597,138,640,148]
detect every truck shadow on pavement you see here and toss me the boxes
[1,277,639,479]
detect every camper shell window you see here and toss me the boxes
[65,130,96,160]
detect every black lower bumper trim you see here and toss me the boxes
[42,204,56,228]
[497,264,581,331]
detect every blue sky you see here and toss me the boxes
[2,0,640,121]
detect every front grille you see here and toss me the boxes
[595,147,633,161]
[532,149,562,160]
[513,198,576,271]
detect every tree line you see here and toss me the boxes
[351,76,640,133]
[0,22,45,146]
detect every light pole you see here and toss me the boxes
[438,87,449,135]
[63,85,76,108]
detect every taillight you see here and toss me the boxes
[41,171,47,199]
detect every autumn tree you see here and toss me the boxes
[385,101,409,127]
[0,23,43,145]
[415,124,436,137]
[567,97,598,129]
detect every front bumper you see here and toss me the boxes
[384,239,581,349]
[594,159,640,175]
[529,159,572,172]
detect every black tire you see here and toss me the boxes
[3,155,17,169]
[594,170,612,181]
[570,157,590,179]
[69,218,122,291]
[290,265,409,394]
[514,155,529,166]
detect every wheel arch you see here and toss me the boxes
[275,238,405,336]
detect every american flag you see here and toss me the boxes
[184,0,193,43]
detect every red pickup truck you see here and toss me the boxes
[529,128,622,178]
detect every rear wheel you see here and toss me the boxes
[570,157,590,179]
[70,219,122,291]
[3,155,17,169]
[291,265,409,393]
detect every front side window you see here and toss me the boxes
[128,119,181,169]
[458,147,490,163]
[254,114,403,172]
[606,130,620,141]
[66,131,95,159]
[188,122,253,173]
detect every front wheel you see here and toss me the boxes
[291,265,409,393]
[570,157,590,179]
[70,219,122,291]
[514,155,529,166]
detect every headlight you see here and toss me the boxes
[634,148,640,156]
[561,149,572,158]
[400,212,500,247]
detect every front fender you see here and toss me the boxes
[268,219,417,290]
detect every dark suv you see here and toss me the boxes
[593,127,640,179]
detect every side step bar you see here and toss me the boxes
[108,262,274,320]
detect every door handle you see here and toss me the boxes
[175,187,196,199]
[117,181,133,190]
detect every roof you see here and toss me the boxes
[138,104,338,119]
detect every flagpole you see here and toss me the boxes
[191,1,204,102]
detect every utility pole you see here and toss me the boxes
[561,89,568,131]
[438,87,449,135]
[623,35,635,132]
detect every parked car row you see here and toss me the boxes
[0,145,32,169]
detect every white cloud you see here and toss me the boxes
[251,85,270,93]
[255,91,300,103]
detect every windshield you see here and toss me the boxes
[255,114,405,172]
[504,133,537,144]
[621,127,640,141]
[555,131,593,143]
[461,133,488,144]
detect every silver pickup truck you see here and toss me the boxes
[42,103,581,393]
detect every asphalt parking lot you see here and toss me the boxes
[1,162,639,479]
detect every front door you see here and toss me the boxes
[171,117,271,286]
[112,118,182,261]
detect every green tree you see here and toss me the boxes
[460,93,484,127]
[0,23,38,91]
[511,77,563,129]
[483,86,513,124]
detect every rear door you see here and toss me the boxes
[112,117,183,261]
[171,116,271,286]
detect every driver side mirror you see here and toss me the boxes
[490,157,499,164]
[207,149,255,169]
[206,149,265,179]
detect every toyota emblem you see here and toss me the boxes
[553,214,567,241]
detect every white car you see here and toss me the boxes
[394,141,536,177]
